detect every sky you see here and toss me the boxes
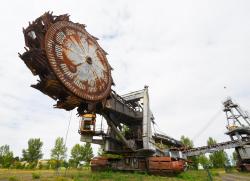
[0,0,250,159]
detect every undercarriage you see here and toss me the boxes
[91,156,185,174]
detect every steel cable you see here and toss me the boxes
[192,109,222,142]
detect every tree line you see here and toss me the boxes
[180,135,237,169]
[0,137,93,169]
[0,135,237,170]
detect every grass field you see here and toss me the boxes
[0,168,249,181]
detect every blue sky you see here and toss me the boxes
[0,0,250,159]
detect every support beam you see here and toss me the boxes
[105,115,135,151]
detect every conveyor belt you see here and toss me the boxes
[182,138,250,157]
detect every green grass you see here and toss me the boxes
[230,170,250,177]
[176,170,220,181]
[0,168,244,181]
[8,176,18,181]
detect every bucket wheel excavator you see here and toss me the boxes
[19,12,250,174]
[19,12,186,174]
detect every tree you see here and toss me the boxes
[51,137,67,168]
[22,138,43,165]
[180,135,198,169]
[83,143,93,163]
[70,144,85,167]
[180,135,194,148]
[70,143,94,167]
[207,137,216,146]
[198,154,210,168]
[207,137,228,168]
[0,145,14,168]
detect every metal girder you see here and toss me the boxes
[183,139,250,157]
[105,115,135,151]
[121,89,144,102]
[104,92,143,121]
[142,86,155,152]
[223,98,250,127]
[153,133,183,147]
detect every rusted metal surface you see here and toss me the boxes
[148,156,172,162]
[91,156,147,172]
[45,21,112,101]
[237,163,250,172]
[90,157,109,171]
[91,156,185,174]
[19,12,113,110]
[91,157,109,166]
[148,157,185,173]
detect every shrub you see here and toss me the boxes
[32,172,41,179]
[28,162,36,169]
[12,161,24,169]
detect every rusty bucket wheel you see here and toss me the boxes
[45,21,112,101]
[20,12,113,110]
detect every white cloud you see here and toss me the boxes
[0,0,250,159]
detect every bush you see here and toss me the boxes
[12,161,25,169]
[28,162,36,169]
[32,172,41,179]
